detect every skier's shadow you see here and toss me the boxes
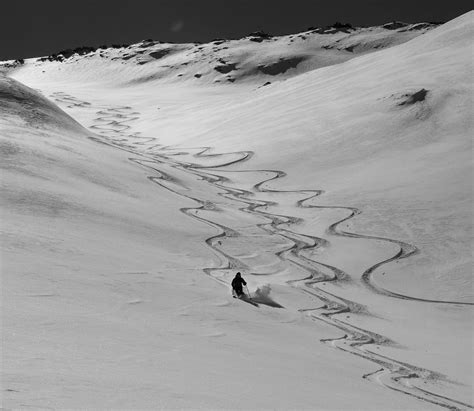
[249,289,284,308]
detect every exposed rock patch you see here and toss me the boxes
[398,89,429,105]
[150,49,172,59]
[257,57,305,75]
[214,63,237,74]
[383,21,409,30]
[248,31,273,43]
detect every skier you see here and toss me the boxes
[231,272,247,298]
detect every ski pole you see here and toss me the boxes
[245,285,251,299]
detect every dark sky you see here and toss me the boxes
[1,0,472,60]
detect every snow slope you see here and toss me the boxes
[2,12,473,410]
[2,20,438,87]
[0,76,424,410]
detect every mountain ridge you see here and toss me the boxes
[2,20,440,86]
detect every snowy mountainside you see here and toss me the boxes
[2,12,473,410]
[0,70,428,411]
[2,21,439,86]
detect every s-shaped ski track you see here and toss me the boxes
[50,91,473,411]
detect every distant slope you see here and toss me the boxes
[2,21,439,86]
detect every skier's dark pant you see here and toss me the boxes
[234,286,243,296]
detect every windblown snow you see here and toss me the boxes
[1,13,472,410]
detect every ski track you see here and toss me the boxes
[49,91,474,411]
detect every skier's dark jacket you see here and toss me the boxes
[231,273,247,296]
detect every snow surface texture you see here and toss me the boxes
[1,14,473,409]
